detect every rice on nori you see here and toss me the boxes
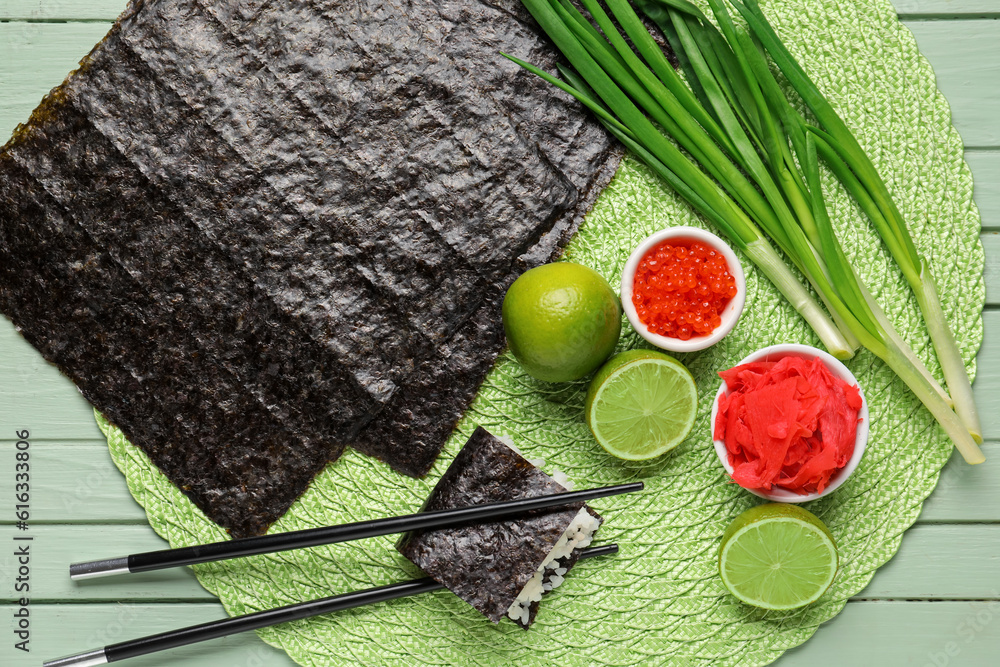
[397,428,602,628]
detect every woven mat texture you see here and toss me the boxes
[105,0,986,664]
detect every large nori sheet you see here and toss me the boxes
[0,0,621,536]
[397,428,600,626]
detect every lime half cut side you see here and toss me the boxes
[719,504,839,610]
[585,349,698,460]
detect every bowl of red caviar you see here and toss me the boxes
[621,226,746,352]
[710,344,869,502]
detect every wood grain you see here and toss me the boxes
[905,20,1000,148]
[0,0,124,20]
[894,0,1000,16]
[0,525,206,602]
[0,23,112,135]
[2,600,998,667]
[919,442,1000,522]
[970,153,1000,231]
[975,311,1000,441]
[0,322,107,440]
[983,233,999,300]
[780,600,1000,666]
[855,524,1000,598]
[0,603,299,667]
[0,442,144,522]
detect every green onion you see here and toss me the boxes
[504,1,853,359]
[727,0,983,443]
[510,0,983,464]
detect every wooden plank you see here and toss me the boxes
[968,151,1000,232]
[0,319,107,441]
[0,431,992,527]
[0,22,112,140]
[974,310,1000,442]
[0,21,995,250]
[0,0,124,20]
[0,603,299,667]
[852,524,1000,599]
[895,0,1000,17]
[777,600,1000,666]
[0,442,146,523]
[919,441,1000,522]
[903,20,1000,148]
[983,233,1000,302]
[0,525,211,602]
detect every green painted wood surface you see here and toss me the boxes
[779,602,1000,666]
[11,603,299,667]
[0,0,125,20]
[0,525,205,601]
[905,20,1000,148]
[0,325,106,441]
[0,1,997,665]
[6,601,1000,667]
[894,0,1000,17]
[0,442,146,522]
[973,160,1000,231]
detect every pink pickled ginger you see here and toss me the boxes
[714,356,863,495]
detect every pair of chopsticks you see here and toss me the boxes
[48,482,640,666]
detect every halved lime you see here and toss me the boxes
[584,349,697,460]
[719,504,839,610]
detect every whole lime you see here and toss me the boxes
[502,262,621,382]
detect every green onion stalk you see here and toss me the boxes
[509,0,984,463]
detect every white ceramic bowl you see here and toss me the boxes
[710,344,869,502]
[621,226,746,353]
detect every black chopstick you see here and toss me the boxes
[47,543,619,666]
[70,483,642,579]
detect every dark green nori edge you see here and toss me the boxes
[0,0,622,536]
[397,428,602,626]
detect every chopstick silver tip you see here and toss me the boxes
[43,647,108,667]
[69,557,130,580]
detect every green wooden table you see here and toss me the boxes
[1,1,998,665]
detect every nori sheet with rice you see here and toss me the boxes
[0,0,622,536]
[397,427,602,628]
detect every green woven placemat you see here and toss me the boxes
[104,0,985,664]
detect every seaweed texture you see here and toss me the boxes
[396,428,600,626]
[0,0,621,536]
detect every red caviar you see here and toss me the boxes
[631,239,737,340]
